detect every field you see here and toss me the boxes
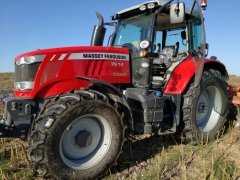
[0,72,240,179]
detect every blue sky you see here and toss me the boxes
[0,0,239,76]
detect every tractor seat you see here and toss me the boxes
[153,42,179,66]
[152,43,179,88]
[162,46,176,58]
[162,42,179,58]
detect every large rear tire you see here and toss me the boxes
[28,91,125,179]
[181,69,228,143]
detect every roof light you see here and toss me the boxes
[139,5,147,11]
[147,3,155,9]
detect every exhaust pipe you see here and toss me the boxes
[90,12,106,46]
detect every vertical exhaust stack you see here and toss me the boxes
[201,0,208,10]
[91,12,106,46]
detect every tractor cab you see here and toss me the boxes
[109,0,206,89]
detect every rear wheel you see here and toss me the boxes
[181,69,228,143]
[28,91,125,179]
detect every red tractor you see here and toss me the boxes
[0,0,229,179]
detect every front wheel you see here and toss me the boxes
[181,69,228,143]
[28,91,125,179]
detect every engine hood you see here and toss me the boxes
[13,46,131,99]
[15,46,130,63]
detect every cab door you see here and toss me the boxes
[190,0,206,86]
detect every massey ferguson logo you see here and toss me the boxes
[83,53,104,59]
[69,53,129,61]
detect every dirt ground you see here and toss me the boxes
[0,73,239,179]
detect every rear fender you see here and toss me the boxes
[163,57,228,95]
[204,60,228,80]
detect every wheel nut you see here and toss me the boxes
[199,103,207,113]
[67,125,72,131]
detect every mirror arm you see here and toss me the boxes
[155,0,174,14]
[175,0,180,13]
[190,49,198,57]
[190,49,204,58]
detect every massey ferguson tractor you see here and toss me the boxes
[0,0,230,179]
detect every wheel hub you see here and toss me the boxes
[198,102,208,113]
[196,86,223,132]
[75,130,93,148]
[59,114,112,170]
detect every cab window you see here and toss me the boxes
[190,1,205,53]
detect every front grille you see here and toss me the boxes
[14,63,40,82]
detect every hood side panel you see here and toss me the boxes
[14,46,131,98]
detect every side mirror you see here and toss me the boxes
[181,30,186,40]
[170,3,185,24]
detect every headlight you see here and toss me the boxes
[14,81,34,91]
[140,40,150,49]
[141,62,149,68]
[15,55,45,65]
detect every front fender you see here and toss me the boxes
[77,76,134,129]
[35,79,91,98]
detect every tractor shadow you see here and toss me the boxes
[110,133,178,175]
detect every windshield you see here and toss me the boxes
[113,14,153,47]
[113,14,153,87]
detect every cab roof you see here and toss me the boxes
[114,0,191,19]
[117,0,167,15]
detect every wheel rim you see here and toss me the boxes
[59,114,112,170]
[196,86,223,132]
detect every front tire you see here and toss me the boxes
[28,91,125,179]
[182,69,228,143]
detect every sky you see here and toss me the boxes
[0,0,240,76]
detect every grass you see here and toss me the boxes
[0,72,240,179]
[107,129,240,179]
[0,73,14,113]
[228,75,240,85]
[0,138,33,179]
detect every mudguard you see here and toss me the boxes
[163,56,228,95]
[77,76,134,130]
